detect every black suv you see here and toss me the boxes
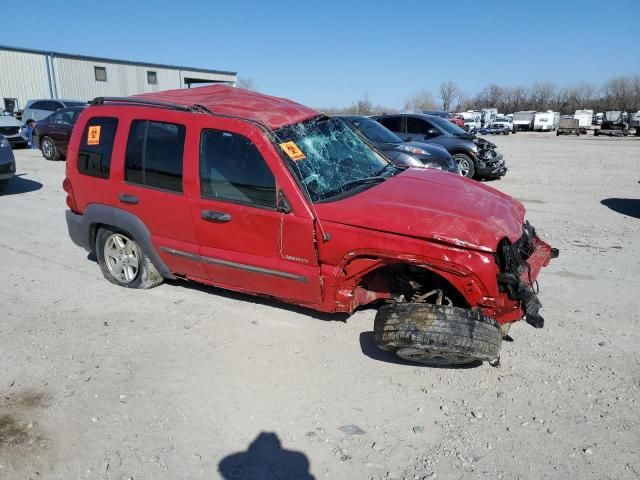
[373,113,507,179]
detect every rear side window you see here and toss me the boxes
[125,120,185,193]
[200,129,275,208]
[407,117,431,134]
[77,117,119,179]
[30,101,47,110]
[377,116,402,132]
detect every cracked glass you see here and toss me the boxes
[275,117,391,202]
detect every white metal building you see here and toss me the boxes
[0,45,237,112]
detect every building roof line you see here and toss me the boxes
[0,44,237,77]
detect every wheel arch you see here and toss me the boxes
[82,204,175,279]
[332,251,477,312]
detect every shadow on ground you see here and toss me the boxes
[358,331,482,368]
[601,198,640,219]
[0,174,42,196]
[166,278,349,322]
[218,432,315,480]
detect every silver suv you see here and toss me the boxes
[22,99,87,124]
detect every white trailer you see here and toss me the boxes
[513,111,536,131]
[573,109,594,133]
[534,111,560,131]
[481,108,498,127]
[459,111,482,131]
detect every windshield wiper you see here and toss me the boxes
[341,175,388,190]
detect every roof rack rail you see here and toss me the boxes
[91,97,210,113]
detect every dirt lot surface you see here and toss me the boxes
[1,133,639,480]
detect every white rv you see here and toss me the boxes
[460,111,482,131]
[513,111,536,131]
[534,111,560,131]
[481,108,498,127]
[573,109,594,129]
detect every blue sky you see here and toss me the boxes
[4,0,639,108]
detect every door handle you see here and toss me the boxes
[119,193,139,205]
[201,210,232,222]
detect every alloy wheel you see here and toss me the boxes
[103,233,140,284]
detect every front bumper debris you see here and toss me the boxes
[496,222,558,327]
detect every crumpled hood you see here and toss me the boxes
[314,169,525,252]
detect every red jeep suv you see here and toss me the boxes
[64,86,557,366]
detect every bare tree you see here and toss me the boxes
[351,94,374,115]
[235,77,258,91]
[439,81,460,111]
[404,90,436,111]
[530,82,556,111]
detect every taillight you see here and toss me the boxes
[62,177,78,213]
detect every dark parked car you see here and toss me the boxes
[34,106,85,160]
[373,113,507,179]
[338,115,459,174]
[0,134,17,192]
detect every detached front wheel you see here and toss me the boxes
[374,303,502,366]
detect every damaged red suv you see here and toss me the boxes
[64,86,557,366]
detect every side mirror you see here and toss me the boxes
[277,190,292,214]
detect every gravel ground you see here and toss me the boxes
[1,132,639,480]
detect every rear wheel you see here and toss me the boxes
[95,228,163,289]
[40,136,59,161]
[374,303,502,366]
[453,153,475,179]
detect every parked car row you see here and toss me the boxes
[0,134,16,191]
[373,113,506,179]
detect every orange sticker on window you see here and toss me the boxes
[279,141,305,161]
[87,125,101,145]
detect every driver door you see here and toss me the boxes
[190,121,322,305]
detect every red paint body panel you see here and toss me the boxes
[133,85,318,130]
[314,168,526,252]
[65,87,554,326]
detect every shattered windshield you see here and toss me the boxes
[275,117,391,202]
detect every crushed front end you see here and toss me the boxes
[474,137,507,178]
[495,221,558,328]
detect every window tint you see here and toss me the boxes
[77,117,119,179]
[94,66,107,82]
[30,101,47,110]
[200,129,275,207]
[377,116,402,132]
[125,120,185,193]
[48,101,63,111]
[406,117,431,135]
[147,71,157,84]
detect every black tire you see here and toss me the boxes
[0,179,9,192]
[556,131,560,136]
[374,303,502,366]
[453,153,475,179]
[95,227,164,289]
[40,136,59,161]
[594,130,600,136]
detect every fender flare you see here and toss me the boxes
[77,204,174,279]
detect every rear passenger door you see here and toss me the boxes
[119,116,206,279]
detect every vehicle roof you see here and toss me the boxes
[131,85,319,130]
[26,99,87,106]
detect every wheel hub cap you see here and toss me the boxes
[104,233,140,283]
